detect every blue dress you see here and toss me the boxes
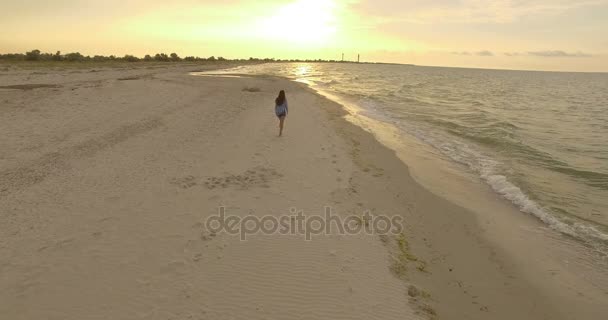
[275,100,288,117]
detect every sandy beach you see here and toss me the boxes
[1,63,607,320]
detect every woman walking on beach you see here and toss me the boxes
[275,90,288,137]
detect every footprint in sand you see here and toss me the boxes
[192,253,203,262]
[170,175,198,189]
[200,231,217,242]
[203,166,281,190]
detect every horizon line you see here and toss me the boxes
[1,49,607,74]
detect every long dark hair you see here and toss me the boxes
[275,90,286,106]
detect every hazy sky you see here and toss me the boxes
[2,0,607,71]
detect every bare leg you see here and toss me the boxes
[279,116,285,136]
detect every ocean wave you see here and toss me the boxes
[399,82,428,91]
[359,99,608,255]
[325,79,340,85]
[483,173,608,245]
[551,166,608,190]
[377,109,608,252]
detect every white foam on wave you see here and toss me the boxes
[481,168,608,251]
[344,97,608,251]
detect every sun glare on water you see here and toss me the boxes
[295,65,310,76]
[256,0,337,46]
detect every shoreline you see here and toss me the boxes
[1,64,606,319]
[276,75,608,319]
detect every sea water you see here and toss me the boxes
[203,63,608,258]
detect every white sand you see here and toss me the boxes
[1,64,606,319]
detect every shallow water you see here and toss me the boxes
[202,63,608,257]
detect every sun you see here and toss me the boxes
[256,0,338,46]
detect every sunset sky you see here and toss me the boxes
[2,0,607,71]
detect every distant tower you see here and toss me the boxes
[341,53,344,62]
[358,54,360,63]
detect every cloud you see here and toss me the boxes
[527,50,593,57]
[476,50,494,56]
[351,0,608,24]
[454,50,594,58]
[450,50,494,56]
[501,50,593,57]
[451,51,471,55]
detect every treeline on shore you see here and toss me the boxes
[0,49,353,63]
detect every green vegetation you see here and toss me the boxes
[1,49,360,64]
[397,232,418,262]
[390,232,430,277]
[390,233,415,278]
[1,49,226,63]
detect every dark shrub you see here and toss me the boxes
[25,49,41,61]
[65,52,84,61]
[123,55,139,62]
